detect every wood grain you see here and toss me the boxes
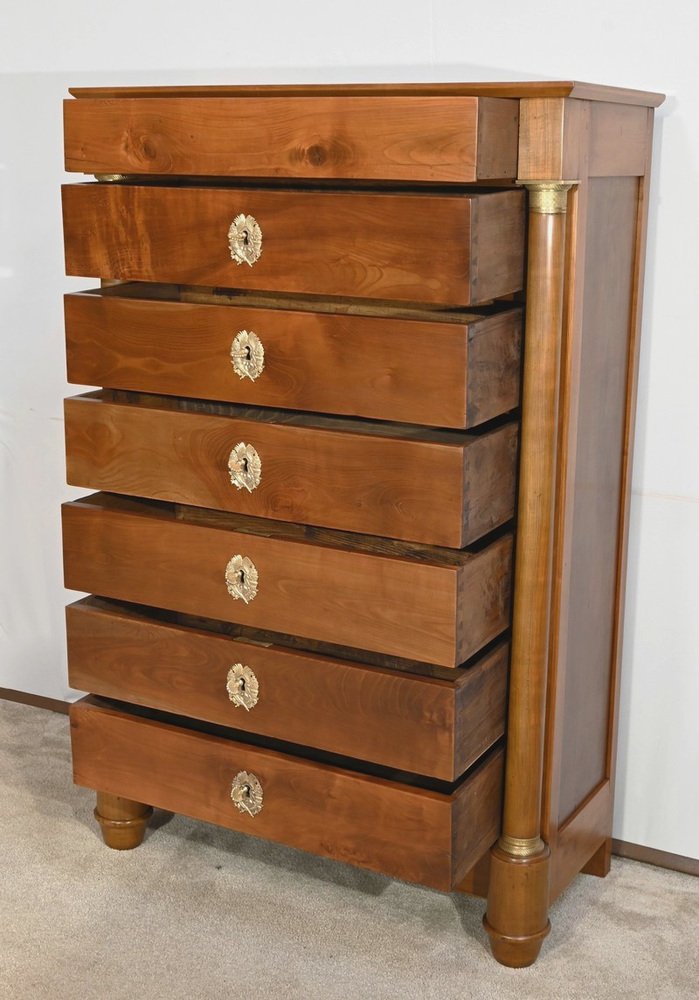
[589,103,652,177]
[66,597,508,781]
[549,781,611,901]
[499,198,569,845]
[70,697,505,890]
[556,177,639,824]
[94,791,152,849]
[64,391,518,547]
[64,95,519,182]
[66,82,665,107]
[61,184,525,306]
[62,494,513,667]
[64,288,522,429]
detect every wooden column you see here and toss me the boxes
[484,180,575,968]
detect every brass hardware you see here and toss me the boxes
[516,180,576,215]
[226,663,259,711]
[228,214,262,266]
[498,835,547,858]
[230,771,263,817]
[228,442,262,493]
[230,329,265,382]
[225,555,259,604]
[93,174,127,182]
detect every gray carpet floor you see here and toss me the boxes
[1,700,697,1000]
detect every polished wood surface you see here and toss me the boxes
[64,391,518,547]
[62,184,525,306]
[556,177,638,824]
[499,200,569,845]
[67,82,665,106]
[62,494,512,667]
[59,82,664,967]
[71,698,505,890]
[480,94,660,967]
[93,791,153,849]
[588,104,651,177]
[549,781,612,900]
[483,174,572,964]
[544,108,652,908]
[64,95,518,182]
[66,597,508,781]
[484,846,551,967]
[64,288,522,429]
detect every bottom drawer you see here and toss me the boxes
[70,698,504,891]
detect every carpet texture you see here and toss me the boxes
[1,700,697,999]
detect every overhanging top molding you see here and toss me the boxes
[67,81,665,107]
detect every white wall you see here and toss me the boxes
[1,1,697,860]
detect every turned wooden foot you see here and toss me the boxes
[483,843,551,968]
[582,836,612,878]
[94,791,153,850]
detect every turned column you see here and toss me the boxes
[95,792,153,849]
[484,180,576,968]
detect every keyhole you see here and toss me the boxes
[242,229,250,246]
[238,677,246,693]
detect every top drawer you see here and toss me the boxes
[63,96,519,183]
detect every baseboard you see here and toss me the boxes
[612,839,699,877]
[0,687,70,715]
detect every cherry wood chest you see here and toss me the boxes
[61,80,663,966]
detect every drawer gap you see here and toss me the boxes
[85,388,516,446]
[81,175,518,194]
[86,693,504,795]
[73,595,510,680]
[75,491,498,565]
[88,281,524,322]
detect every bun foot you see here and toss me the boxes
[94,792,153,850]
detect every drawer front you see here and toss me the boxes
[62,184,525,306]
[61,495,513,667]
[66,598,509,781]
[64,393,518,548]
[64,95,519,183]
[70,698,505,889]
[65,290,523,430]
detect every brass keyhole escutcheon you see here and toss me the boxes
[230,330,265,382]
[228,443,261,493]
[224,555,259,604]
[226,664,259,711]
[230,771,263,816]
[228,214,262,266]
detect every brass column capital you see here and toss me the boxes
[516,180,578,214]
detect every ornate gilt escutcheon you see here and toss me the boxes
[230,329,265,381]
[224,554,259,604]
[226,663,259,711]
[230,771,263,817]
[228,213,262,266]
[228,442,262,493]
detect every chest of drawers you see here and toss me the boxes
[61,80,663,967]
